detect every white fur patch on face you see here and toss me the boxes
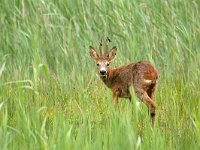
[100,66,106,72]
[143,79,152,84]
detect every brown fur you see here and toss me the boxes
[89,39,158,127]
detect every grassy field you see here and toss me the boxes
[0,0,200,149]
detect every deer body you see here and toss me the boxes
[89,38,158,127]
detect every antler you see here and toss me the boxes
[105,37,111,55]
[99,39,103,56]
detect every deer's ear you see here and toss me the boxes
[89,46,99,60]
[108,46,117,61]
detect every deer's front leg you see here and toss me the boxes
[112,90,121,106]
[113,94,118,106]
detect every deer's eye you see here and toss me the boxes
[107,63,109,66]
[97,63,100,66]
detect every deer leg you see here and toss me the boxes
[147,83,156,100]
[112,90,121,106]
[134,88,156,127]
[113,94,118,106]
[147,84,157,127]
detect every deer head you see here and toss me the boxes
[89,38,117,79]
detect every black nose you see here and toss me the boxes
[100,70,106,75]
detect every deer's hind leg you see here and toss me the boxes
[147,83,156,100]
[134,86,156,127]
[147,83,157,127]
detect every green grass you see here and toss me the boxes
[0,0,200,149]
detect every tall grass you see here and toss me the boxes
[0,0,200,149]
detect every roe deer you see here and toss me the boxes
[89,38,158,127]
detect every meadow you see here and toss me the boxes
[0,0,200,149]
